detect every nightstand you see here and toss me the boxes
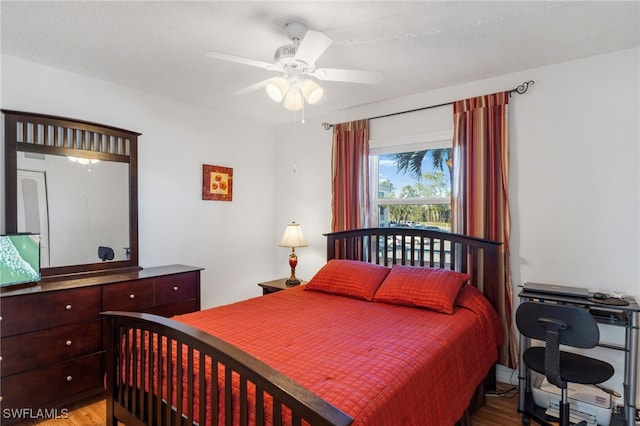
[258,278,306,295]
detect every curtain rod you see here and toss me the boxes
[320,80,534,130]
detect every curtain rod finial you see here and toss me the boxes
[513,80,535,95]
[321,122,333,130]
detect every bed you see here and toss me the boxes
[103,227,504,426]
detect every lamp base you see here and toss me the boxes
[285,279,301,286]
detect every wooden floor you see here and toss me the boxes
[11,384,533,426]
[470,384,526,426]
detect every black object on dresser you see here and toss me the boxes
[0,264,202,423]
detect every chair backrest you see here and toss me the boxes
[516,302,600,348]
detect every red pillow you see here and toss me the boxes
[373,265,470,314]
[304,259,390,301]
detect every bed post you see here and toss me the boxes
[326,233,337,260]
[480,243,500,312]
[104,315,117,426]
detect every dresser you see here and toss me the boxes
[0,264,202,420]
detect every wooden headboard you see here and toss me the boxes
[324,227,502,311]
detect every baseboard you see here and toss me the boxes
[496,364,518,386]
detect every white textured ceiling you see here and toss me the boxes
[1,1,638,125]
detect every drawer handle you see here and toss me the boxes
[65,304,72,311]
[66,340,72,346]
[173,286,179,291]
[129,294,135,299]
[66,375,73,382]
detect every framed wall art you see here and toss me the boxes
[202,164,233,201]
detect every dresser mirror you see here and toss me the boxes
[3,110,140,277]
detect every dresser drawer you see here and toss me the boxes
[155,272,198,306]
[0,294,36,336]
[0,352,103,411]
[1,320,101,377]
[35,286,101,329]
[103,278,154,311]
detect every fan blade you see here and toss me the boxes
[233,77,279,95]
[313,68,384,85]
[206,51,276,70]
[294,30,332,65]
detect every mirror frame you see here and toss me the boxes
[3,110,140,277]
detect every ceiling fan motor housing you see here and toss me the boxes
[275,45,298,65]
[274,44,312,71]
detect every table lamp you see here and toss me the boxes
[279,222,308,286]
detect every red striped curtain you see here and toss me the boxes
[451,92,516,368]
[331,120,370,232]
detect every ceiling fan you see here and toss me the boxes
[206,22,384,111]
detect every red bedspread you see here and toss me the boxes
[171,284,503,426]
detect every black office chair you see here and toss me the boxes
[516,302,614,426]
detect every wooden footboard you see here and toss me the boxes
[102,311,354,426]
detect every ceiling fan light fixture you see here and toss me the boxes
[300,79,323,104]
[283,89,304,111]
[266,77,289,102]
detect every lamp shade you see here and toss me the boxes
[300,79,323,104]
[279,222,309,248]
[266,77,289,102]
[283,89,304,111]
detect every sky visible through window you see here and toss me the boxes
[378,152,451,193]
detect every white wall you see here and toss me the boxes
[1,54,277,308]
[273,47,640,402]
[271,121,334,281]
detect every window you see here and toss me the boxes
[370,139,452,231]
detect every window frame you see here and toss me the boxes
[369,132,453,228]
